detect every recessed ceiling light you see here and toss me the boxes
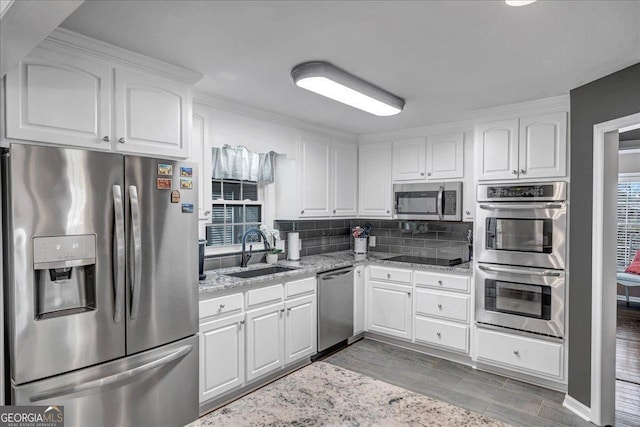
[505,0,537,6]
[291,61,405,117]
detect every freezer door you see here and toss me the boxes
[3,144,126,385]
[13,335,199,427]
[124,156,198,354]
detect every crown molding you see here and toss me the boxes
[193,90,358,142]
[468,94,570,123]
[44,28,203,85]
[358,119,475,143]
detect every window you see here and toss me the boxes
[617,179,640,270]
[206,179,263,247]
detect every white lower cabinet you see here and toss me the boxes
[414,317,469,353]
[353,265,365,335]
[199,313,245,403]
[475,328,563,379]
[367,280,412,340]
[198,277,317,405]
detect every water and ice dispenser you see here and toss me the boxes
[32,235,97,320]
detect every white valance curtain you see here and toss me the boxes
[212,145,277,183]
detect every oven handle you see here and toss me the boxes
[478,264,562,277]
[479,203,565,210]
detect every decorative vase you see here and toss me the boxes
[354,237,367,254]
[266,253,278,264]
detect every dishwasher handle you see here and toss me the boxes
[320,267,354,281]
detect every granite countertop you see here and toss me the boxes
[199,251,471,295]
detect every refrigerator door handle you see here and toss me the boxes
[27,344,194,402]
[113,185,125,323]
[129,185,142,320]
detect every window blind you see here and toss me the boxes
[617,181,640,269]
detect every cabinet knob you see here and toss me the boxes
[511,170,517,175]
[465,210,471,215]
[102,136,110,142]
[513,350,519,356]
[239,320,245,325]
[357,271,361,276]
[437,304,442,309]
[280,309,285,313]
[333,209,336,214]
[426,172,431,177]
[219,303,225,309]
[436,332,441,338]
[407,292,411,297]
[300,210,304,214]
[287,307,291,312]
[420,172,425,177]
[118,137,126,144]
[520,169,526,175]
[438,280,443,286]
[387,273,391,279]
[386,210,390,214]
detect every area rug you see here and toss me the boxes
[190,361,510,426]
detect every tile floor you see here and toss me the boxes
[324,339,592,427]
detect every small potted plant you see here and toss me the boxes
[260,224,282,264]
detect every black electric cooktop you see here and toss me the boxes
[386,255,463,267]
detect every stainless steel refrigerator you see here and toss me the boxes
[1,144,199,427]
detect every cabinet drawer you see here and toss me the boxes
[369,266,411,284]
[414,317,469,353]
[476,328,563,378]
[414,271,469,293]
[415,289,469,323]
[200,293,243,320]
[285,277,316,299]
[246,284,284,308]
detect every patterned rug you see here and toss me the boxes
[190,361,510,426]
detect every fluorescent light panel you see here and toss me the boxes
[505,0,537,6]
[291,62,405,116]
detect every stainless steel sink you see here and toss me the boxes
[224,266,296,279]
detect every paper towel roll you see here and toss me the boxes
[287,232,300,261]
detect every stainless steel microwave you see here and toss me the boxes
[393,182,462,221]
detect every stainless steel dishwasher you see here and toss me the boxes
[317,267,354,353]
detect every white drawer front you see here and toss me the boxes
[415,289,470,323]
[414,271,470,293]
[414,317,469,353]
[285,276,316,299]
[200,293,243,320]
[246,284,284,308]
[476,328,563,378]
[369,266,411,284]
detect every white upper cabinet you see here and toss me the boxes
[518,113,567,179]
[426,133,464,180]
[332,141,358,216]
[3,29,202,159]
[359,141,393,217]
[476,113,567,181]
[5,47,112,150]
[476,119,520,181]
[392,137,426,181]
[114,69,191,158]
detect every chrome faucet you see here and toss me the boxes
[241,228,271,267]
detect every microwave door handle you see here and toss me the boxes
[437,186,444,220]
[112,185,125,324]
[479,203,565,210]
[478,264,561,277]
[129,185,142,320]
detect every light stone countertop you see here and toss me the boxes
[199,250,471,295]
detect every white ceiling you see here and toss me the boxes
[60,0,640,135]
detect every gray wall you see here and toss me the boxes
[568,62,640,406]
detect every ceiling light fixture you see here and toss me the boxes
[291,61,405,116]
[505,0,537,6]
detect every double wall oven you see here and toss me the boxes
[475,182,567,339]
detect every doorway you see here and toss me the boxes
[591,113,640,426]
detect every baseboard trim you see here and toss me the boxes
[563,394,592,423]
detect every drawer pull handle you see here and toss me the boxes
[119,137,126,144]
[513,350,519,356]
[437,304,442,309]
[219,304,225,309]
[436,332,441,338]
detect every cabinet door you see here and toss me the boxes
[299,132,331,217]
[114,69,191,158]
[367,280,412,340]
[476,119,519,181]
[285,295,316,364]
[199,313,245,403]
[392,138,426,181]
[5,47,112,149]
[518,112,567,179]
[245,303,284,382]
[332,141,358,216]
[359,142,393,217]
[426,133,464,179]
[353,266,365,335]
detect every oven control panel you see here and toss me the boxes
[478,181,566,202]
